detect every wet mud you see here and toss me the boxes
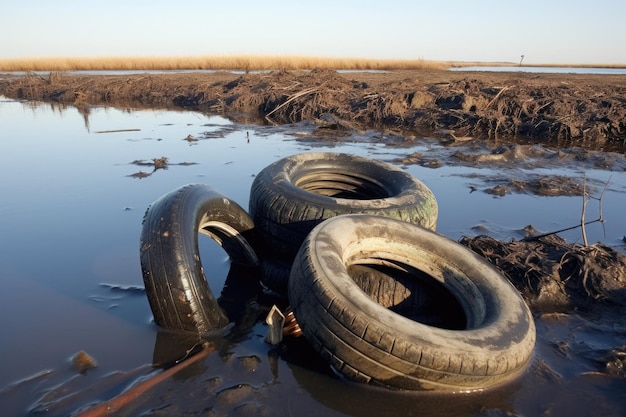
[460,234,626,311]
[1,70,626,416]
[393,141,626,197]
[2,69,626,151]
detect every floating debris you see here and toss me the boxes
[394,152,442,169]
[485,185,508,196]
[100,283,145,294]
[510,176,586,196]
[152,156,169,170]
[127,157,197,178]
[128,171,151,179]
[202,131,225,139]
[0,369,54,395]
[94,129,141,134]
[71,351,97,374]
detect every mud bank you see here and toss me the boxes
[461,234,626,312]
[2,69,626,310]
[1,69,625,151]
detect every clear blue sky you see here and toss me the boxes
[2,0,624,64]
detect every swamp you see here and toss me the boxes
[0,68,625,416]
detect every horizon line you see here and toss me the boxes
[1,55,625,71]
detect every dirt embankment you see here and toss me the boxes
[2,69,626,317]
[460,234,626,313]
[1,69,625,152]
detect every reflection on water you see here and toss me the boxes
[0,97,625,416]
[451,66,626,75]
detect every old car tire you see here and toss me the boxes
[140,184,259,333]
[288,214,536,391]
[249,151,438,266]
[259,256,292,295]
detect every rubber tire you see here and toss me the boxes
[140,184,259,333]
[288,214,536,391]
[249,152,438,261]
[258,256,291,295]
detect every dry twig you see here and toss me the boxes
[74,342,215,417]
[486,86,510,109]
[581,174,589,246]
[524,176,609,243]
[265,86,319,119]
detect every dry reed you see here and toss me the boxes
[0,55,451,72]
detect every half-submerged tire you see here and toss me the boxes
[289,214,536,391]
[249,152,438,291]
[140,184,259,333]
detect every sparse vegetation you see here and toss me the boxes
[0,55,450,72]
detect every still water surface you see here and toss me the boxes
[451,66,626,74]
[1,98,625,416]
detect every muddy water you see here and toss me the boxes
[1,98,625,416]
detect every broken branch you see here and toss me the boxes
[524,176,610,243]
[265,86,319,119]
[486,86,510,109]
[581,174,589,246]
[74,342,215,417]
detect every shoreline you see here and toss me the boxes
[1,69,625,152]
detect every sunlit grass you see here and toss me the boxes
[2,55,623,72]
[0,55,452,72]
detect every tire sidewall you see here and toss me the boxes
[141,184,259,333]
[289,214,536,390]
[250,152,439,263]
[263,152,434,212]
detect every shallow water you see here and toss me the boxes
[1,98,625,416]
[450,66,626,74]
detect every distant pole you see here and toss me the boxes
[519,55,525,66]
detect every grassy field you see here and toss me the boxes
[0,55,453,72]
[1,55,624,72]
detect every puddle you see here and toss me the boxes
[0,98,625,416]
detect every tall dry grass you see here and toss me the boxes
[0,55,451,72]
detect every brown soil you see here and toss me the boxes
[1,69,626,152]
[460,234,626,312]
[2,68,625,310]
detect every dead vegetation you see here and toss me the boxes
[2,69,625,151]
[482,176,588,197]
[0,55,448,72]
[460,234,626,311]
[127,157,197,179]
[461,176,626,312]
